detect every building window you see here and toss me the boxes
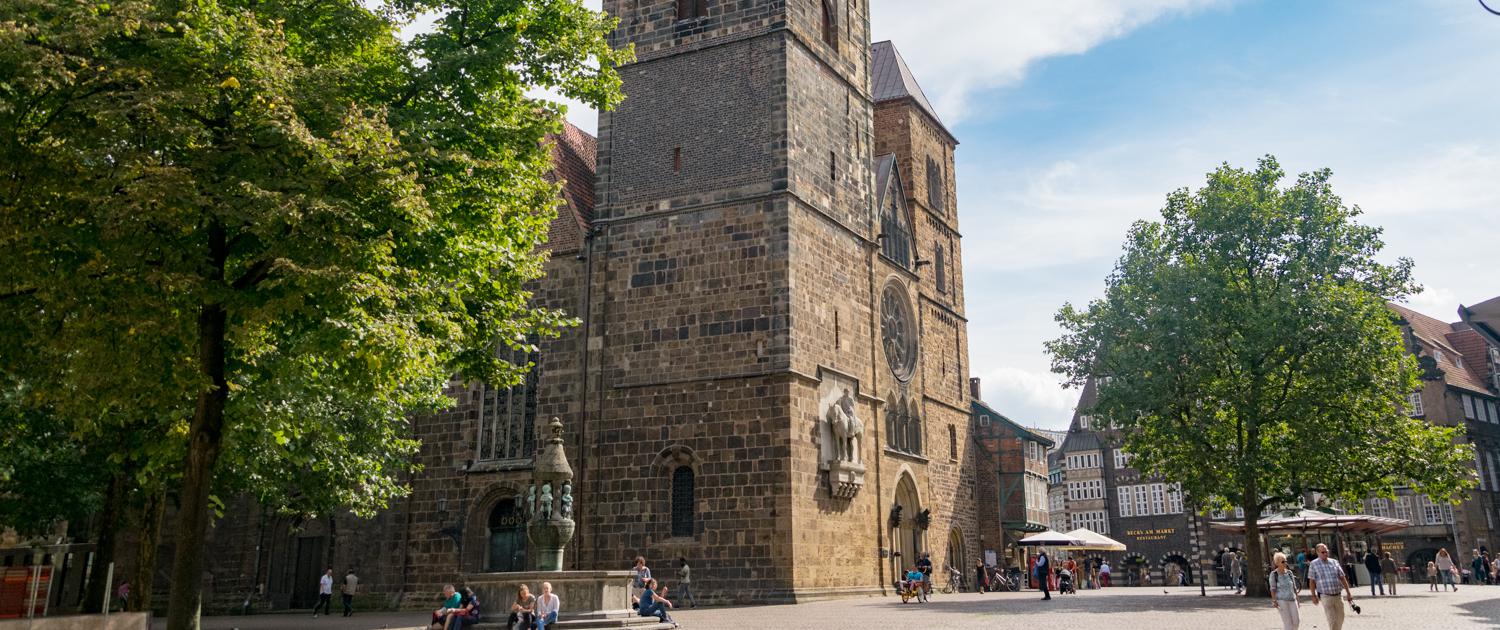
[934,245,946,294]
[1488,450,1500,491]
[880,282,918,380]
[1464,394,1477,420]
[821,0,838,49]
[1166,484,1183,514]
[1135,486,1150,516]
[947,243,955,295]
[948,425,958,460]
[1488,400,1499,423]
[1150,483,1166,515]
[1118,487,1133,518]
[677,0,707,20]
[880,196,913,268]
[671,466,695,537]
[978,414,990,427]
[925,156,943,211]
[1113,450,1131,469]
[829,151,837,181]
[886,395,921,455]
[477,346,539,462]
[1407,392,1424,417]
[1365,498,1391,518]
[1479,451,1490,492]
[1392,495,1413,522]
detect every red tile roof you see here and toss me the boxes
[542,121,596,254]
[1389,302,1494,396]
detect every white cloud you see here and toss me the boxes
[871,0,1229,123]
[974,366,1079,430]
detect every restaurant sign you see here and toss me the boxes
[1124,528,1176,541]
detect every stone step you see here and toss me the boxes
[473,618,676,630]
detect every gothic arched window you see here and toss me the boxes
[886,395,899,450]
[934,245,946,294]
[880,197,912,268]
[671,466,696,537]
[926,156,943,211]
[821,0,838,49]
[907,399,922,455]
[477,345,538,462]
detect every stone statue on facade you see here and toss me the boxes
[540,482,554,520]
[826,388,863,463]
[560,481,574,519]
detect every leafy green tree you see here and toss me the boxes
[1047,156,1475,597]
[0,0,626,627]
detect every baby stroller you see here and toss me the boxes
[1057,568,1077,595]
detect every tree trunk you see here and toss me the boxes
[82,472,127,613]
[130,488,166,613]
[1241,487,1269,597]
[166,221,231,630]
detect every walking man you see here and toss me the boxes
[1363,549,1383,596]
[313,567,334,618]
[341,568,359,617]
[1379,552,1398,596]
[677,558,697,608]
[1308,544,1355,630]
[1035,551,1052,601]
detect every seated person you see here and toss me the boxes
[904,568,927,601]
[431,585,463,629]
[534,582,560,630]
[637,578,677,626]
[508,584,536,630]
[443,588,481,629]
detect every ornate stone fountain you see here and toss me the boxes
[464,418,675,629]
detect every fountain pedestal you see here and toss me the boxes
[463,420,678,629]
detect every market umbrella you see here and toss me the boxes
[1064,527,1128,551]
[1017,530,1090,547]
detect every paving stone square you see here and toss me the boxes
[156,585,1500,629]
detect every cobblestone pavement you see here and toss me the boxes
[156,585,1500,629]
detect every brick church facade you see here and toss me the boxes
[167,0,983,611]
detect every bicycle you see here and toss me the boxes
[941,568,965,594]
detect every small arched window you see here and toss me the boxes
[926,156,943,211]
[907,400,922,455]
[885,395,899,450]
[821,0,838,49]
[934,245,946,294]
[671,466,695,537]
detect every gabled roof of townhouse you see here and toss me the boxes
[1389,302,1497,397]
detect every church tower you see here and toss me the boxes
[570,0,975,601]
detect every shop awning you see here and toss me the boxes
[1208,509,1411,536]
[1017,530,1089,547]
[1063,527,1128,551]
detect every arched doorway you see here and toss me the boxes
[946,528,966,574]
[1163,554,1192,586]
[487,501,527,572]
[891,473,923,577]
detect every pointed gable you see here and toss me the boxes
[875,153,913,268]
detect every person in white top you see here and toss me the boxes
[534,581,560,630]
[313,567,334,618]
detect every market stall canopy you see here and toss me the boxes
[1017,530,1090,546]
[1063,527,1128,551]
[1208,509,1410,536]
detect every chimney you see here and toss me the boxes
[969,377,981,400]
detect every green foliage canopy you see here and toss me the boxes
[1046,156,1475,594]
[1,0,627,625]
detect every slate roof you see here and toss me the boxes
[1389,302,1496,396]
[1460,295,1500,349]
[972,399,1054,447]
[874,153,897,208]
[870,40,955,142]
[541,121,596,254]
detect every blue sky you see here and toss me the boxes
[533,0,1500,430]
